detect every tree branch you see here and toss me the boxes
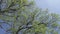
[16,25,32,34]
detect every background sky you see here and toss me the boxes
[35,0,60,14]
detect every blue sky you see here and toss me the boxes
[35,0,60,14]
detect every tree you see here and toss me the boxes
[0,0,60,34]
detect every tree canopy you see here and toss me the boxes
[0,0,60,34]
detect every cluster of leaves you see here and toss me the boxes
[0,0,60,34]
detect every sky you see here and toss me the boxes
[35,0,60,14]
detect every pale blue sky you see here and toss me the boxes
[35,0,60,14]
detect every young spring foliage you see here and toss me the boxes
[0,0,60,34]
